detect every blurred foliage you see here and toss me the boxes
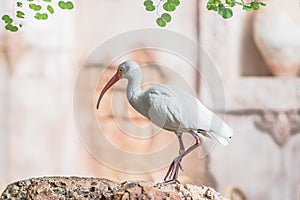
[1,0,265,32]
[206,0,266,19]
[144,0,180,27]
[145,0,266,27]
[1,0,74,32]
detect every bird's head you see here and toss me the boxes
[96,60,141,109]
[118,60,141,79]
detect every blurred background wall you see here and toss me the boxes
[0,0,300,199]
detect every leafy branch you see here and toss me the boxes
[1,0,266,32]
[1,0,74,32]
[144,0,266,27]
[144,0,180,27]
[206,0,266,18]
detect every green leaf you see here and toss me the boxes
[156,17,166,27]
[16,11,25,19]
[168,0,180,6]
[27,0,34,1]
[206,2,218,11]
[58,1,66,9]
[16,2,23,7]
[217,4,225,15]
[5,24,18,32]
[34,13,48,20]
[243,5,252,11]
[65,1,74,9]
[11,26,18,32]
[251,2,260,10]
[29,3,42,11]
[143,0,153,7]
[146,5,155,11]
[163,3,176,11]
[225,0,235,7]
[34,13,41,19]
[2,15,13,24]
[161,13,171,22]
[47,5,55,14]
[210,0,221,4]
[43,0,52,2]
[58,1,74,10]
[2,15,9,21]
[217,4,233,19]
[5,24,12,30]
[222,8,233,18]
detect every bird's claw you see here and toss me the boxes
[160,179,180,186]
[163,157,184,183]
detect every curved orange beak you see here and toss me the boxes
[96,70,121,109]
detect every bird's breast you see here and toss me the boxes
[128,98,151,119]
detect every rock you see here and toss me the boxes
[0,177,228,200]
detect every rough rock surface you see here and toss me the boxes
[0,177,228,200]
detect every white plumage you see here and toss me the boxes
[97,60,233,184]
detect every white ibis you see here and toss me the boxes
[96,60,233,184]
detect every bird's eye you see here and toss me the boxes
[119,68,124,72]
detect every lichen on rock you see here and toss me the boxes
[0,177,228,200]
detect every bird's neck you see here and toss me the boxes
[126,76,142,102]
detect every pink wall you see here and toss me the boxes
[0,0,299,199]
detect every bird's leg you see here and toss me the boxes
[177,132,185,171]
[164,132,185,181]
[162,156,182,185]
[162,131,202,185]
[178,132,185,155]
[174,132,185,171]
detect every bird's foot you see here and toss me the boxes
[160,178,180,186]
[154,178,180,188]
[163,156,183,181]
